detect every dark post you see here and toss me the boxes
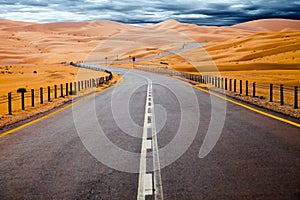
[225,78,227,90]
[294,86,298,109]
[54,85,57,98]
[74,82,77,95]
[229,79,232,91]
[270,84,273,102]
[78,81,81,92]
[221,78,224,89]
[66,83,68,96]
[70,82,73,95]
[31,89,34,107]
[48,86,51,102]
[280,84,284,105]
[8,92,12,115]
[60,84,63,97]
[81,81,84,90]
[218,78,220,88]
[21,91,25,110]
[234,79,237,93]
[253,82,256,97]
[246,81,248,96]
[85,80,87,89]
[240,80,242,94]
[40,87,43,104]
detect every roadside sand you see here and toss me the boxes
[0,73,121,129]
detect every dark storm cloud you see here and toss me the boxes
[0,0,299,25]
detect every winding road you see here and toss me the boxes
[0,68,299,199]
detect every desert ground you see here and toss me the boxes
[0,18,299,117]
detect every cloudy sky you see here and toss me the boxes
[0,0,299,25]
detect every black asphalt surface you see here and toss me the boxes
[0,68,299,199]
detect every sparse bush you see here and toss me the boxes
[17,88,27,93]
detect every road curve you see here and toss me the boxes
[0,68,299,199]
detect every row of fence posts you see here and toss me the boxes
[137,67,298,109]
[7,76,111,115]
[184,74,298,109]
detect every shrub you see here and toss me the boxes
[17,88,27,93]
[33,70,37,74]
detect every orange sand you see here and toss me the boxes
[0,18,299,86]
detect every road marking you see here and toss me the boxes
[177,79,300,128]
[146,140,152,150]
[0,78,124,139]
[151,92,164,200]
[138,81,163,200]
[144,173,153,195]
[138,81,153,200]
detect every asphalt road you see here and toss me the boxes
[0,69,299,199]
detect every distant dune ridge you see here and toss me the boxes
[0,18,299,71]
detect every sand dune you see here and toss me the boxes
[137,31,299,73]
[152,19,254,42]
[0,18,299,72]
[1,20,133,35]
[0,19,135,65]
[0,19,35,29]
[233,19,300,32]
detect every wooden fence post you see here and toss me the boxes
[54,85,57,98]
[246,81,248,96]
[253,82,256,97]
[48,86,51,102]
[60,84,63,97]
[221,78,224,89]
[234,79,237,92]
[31,89,34,107]
[280,84,284,105]
[40,87,43,104]
[8,92,12,115]
[270,84,273,102]
[66,83,68,96]
[21,91,25,110]
[294,86,298,109]
[240,80,242,94]
[70,82,73,95]
[74,82,77,95]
